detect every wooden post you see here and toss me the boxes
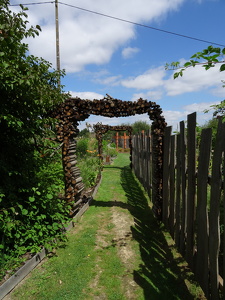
[209,120,225,300]
[162,126,172,226]
[196,128,212,298]
[124,132,126,150]
[180,121,186,255]
[186,112,196,268]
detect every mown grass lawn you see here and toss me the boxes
[7,153,205,300]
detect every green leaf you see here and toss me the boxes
[174,72,180,79]
[22,209,28,215]
[184,62,191,68]
[29,196,35,202]
[53,223,59,230]
[36,25,42,31]
[10,207,16,214]
[220,64,225,72]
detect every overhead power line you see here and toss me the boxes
[10,1,54,5]
[10,1,225,47]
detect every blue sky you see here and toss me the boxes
[10,0,225,131]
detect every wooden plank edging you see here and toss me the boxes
[0,174,102,299]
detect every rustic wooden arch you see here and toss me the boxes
[93,123,133,166]
[51,96,166,219]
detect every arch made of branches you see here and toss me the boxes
[51,96,166,219]
[93,123,133,167]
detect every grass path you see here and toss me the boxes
[7,153,205,300]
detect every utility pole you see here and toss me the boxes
[55,0,61,86]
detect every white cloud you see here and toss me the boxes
[121,67,166,89]
[117,63,224,99]
[122,47,140,59]
[95,75,122,86]
[163,110,186,128]
[182,101,220,114]
[131,90,163,101]
[69,91,104,100]
[11,0,184,72]
[163,100,221,131]
[165,64,224,96]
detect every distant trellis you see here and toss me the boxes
[93,123,132,166]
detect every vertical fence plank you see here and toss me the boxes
[196,128,212,298]
[169,134,176,238]
[143,134,148,190]
[148,134,152,200]
[163,126,172,225]
[186,112,196,268]
[152,132,159,215]
[175,134,181,248]
[209,120,225,300]
[146,134,150,192]
[180,121,187,255]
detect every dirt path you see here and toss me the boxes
[4,153,206,300]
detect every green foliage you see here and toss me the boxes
[166,45,225,117]
[131,120,151,134]
[78,128,90,138]
[102,130,115,141]
[201,117,219,149]
[76,136,101,188]
[102,140,117,157]
[0,1,69,279]
[78,157,100,188]
[166,45,225,78]
[76,138,89,157]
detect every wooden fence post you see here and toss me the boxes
[196,127,212,298]
[169,134,176,238]
[209,120,225,300]
[180,121,187,255]
[175,134,181,249]
[186,112,196,268]
[162,126,172,225]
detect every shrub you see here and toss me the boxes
[76,138,89,157]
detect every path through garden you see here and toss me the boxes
[5,153,205,300]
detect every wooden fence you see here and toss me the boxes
[132,129,152,198]
[132,112,225,299]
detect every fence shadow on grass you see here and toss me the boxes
[120,165,202,300]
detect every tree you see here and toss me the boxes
[131,120,151,134]
[165,45,225,117]
[0,0,69,271]
[0,1,66,194]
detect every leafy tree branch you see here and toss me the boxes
[165,45,225,78]
[165,45,225,117]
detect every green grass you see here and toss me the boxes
[9,153,205,300]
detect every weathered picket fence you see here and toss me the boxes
[132,112,225,299]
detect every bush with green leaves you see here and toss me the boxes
[76,136,101,188]
[0,1,69,279]
[78,157,101,188]
[76,138,89,157]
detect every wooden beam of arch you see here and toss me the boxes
[93,123,133,167]
[51,96,166,219]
